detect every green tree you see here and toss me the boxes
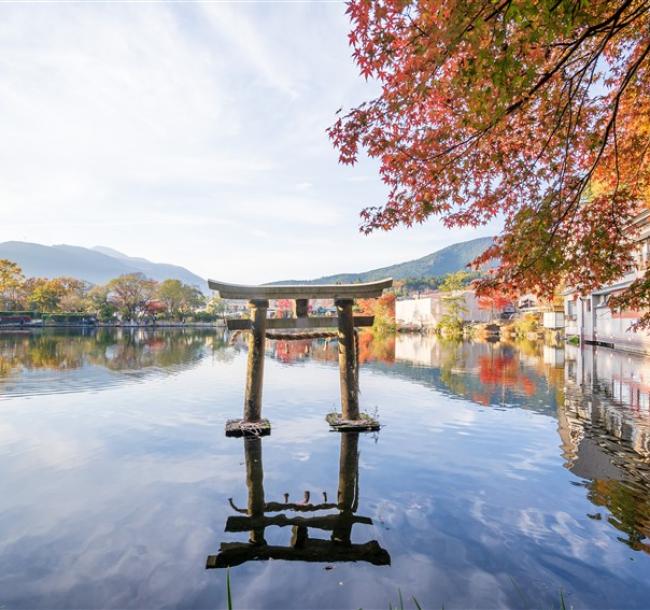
[157,280,205,320]
[178,284,205,320]
[439,271,472,293]
[437,272,471,337]
[206,295,226,317]
[87,285,117,321]
[157,279,185,318]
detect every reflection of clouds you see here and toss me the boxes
[264,416,330,444]
[2,332,650,608]
[374,499,403,530]
[0,404,241,608]
[516,507,549,543]
[291,451,310,462]
[375,494,436,533]
[0,421,20,445]
[0,482,227,609]
[0,421,105,472]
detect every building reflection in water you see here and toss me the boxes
[206,433,390,568]
[560,344,650,553]
[392,334,650,554]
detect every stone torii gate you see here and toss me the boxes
[208,278,393,436]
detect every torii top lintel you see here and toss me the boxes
[207,278,393,300]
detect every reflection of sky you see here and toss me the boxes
[0,333,649,609]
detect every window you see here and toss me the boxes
[566,299,577,321]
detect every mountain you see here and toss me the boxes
[276,236,495,284]
[0,241,207,292]
[90,246,207,290]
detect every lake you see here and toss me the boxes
[0,328,649,609]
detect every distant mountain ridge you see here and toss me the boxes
[0,241,207,293]
[275,236,495,284]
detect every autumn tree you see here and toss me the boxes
[56,278,91,312]
[477,291,513,320]
[25,278,66,312]
[0,259,25,310]
[107,273,157,321]
[274,299,294,317]
[24,277,91,313]
[356,292,396,333]
[87,285,117,321]
[330,1,650,321]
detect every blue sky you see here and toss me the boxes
[0,1,499,283]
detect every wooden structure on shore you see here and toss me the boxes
[205,432,391,568]
[208,278,393,435]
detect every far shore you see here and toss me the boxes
[0,321,226,329]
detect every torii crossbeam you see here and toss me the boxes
[208,278,393,436]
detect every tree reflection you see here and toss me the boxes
[0,328,221,382]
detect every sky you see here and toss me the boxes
[0,0,500,284]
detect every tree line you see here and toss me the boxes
[0,259,222,322]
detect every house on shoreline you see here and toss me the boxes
[564,209,650,355]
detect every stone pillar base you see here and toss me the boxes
[225,419,271,437]
[325,412,380,432]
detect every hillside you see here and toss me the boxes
[0,242,207,292]
[275,236,495,284]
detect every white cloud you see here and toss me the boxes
[0,2,499,283]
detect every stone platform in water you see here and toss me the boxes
[225,419,271,437]
[325,412,380,432]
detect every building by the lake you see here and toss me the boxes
[564,209,650,354]
[395,289,512,330]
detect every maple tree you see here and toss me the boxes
[477,290,513,318]
[274,299,295,317]
[356,292,396,333]
[330,1,650,319]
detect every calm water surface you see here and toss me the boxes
[0,329,649,609]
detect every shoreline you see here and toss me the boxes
[0,322,226,329]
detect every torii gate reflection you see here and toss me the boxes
[206,433,390,568]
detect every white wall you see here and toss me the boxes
[396,290,496,327]
[565,291,650,353]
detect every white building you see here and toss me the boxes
[564,209,650,354]
[395,289,504,329]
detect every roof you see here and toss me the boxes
[592,279,634,296]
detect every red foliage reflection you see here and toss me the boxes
[478,353,536,398]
